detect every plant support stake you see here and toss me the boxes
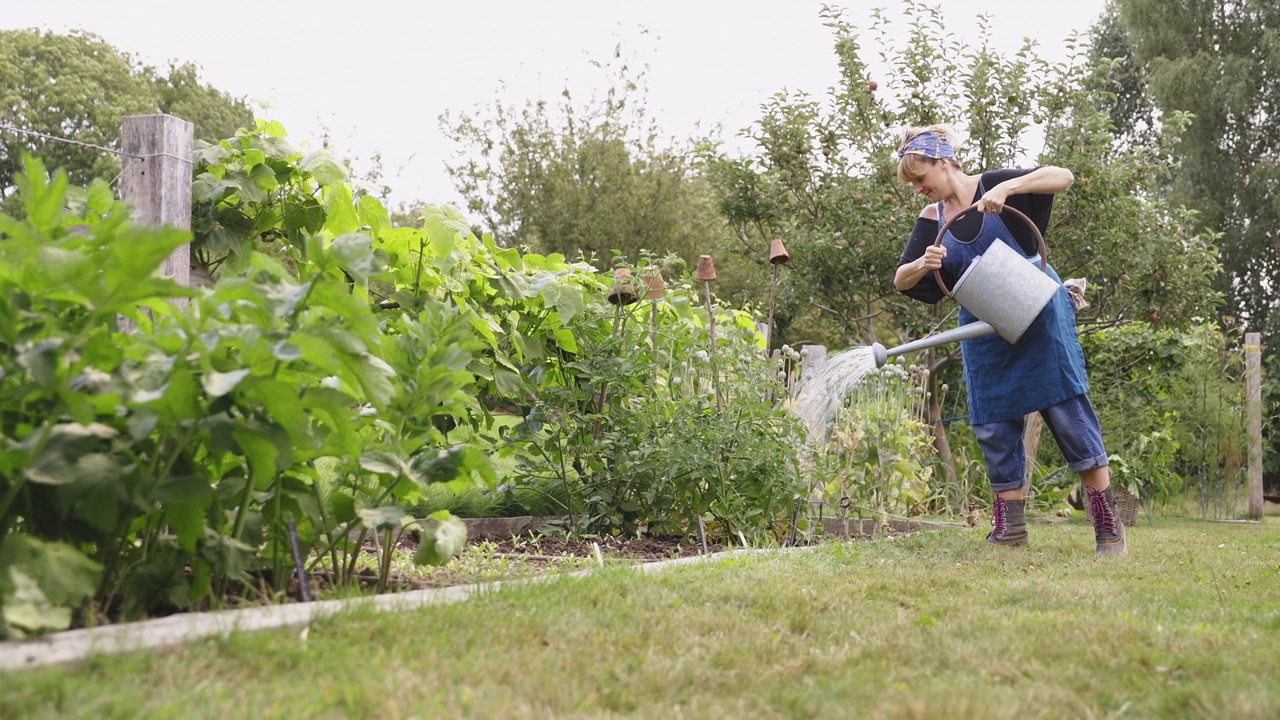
[287,519,312,603]
[766,239,790,352]
[696,255,723,411]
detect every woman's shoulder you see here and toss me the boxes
[917,204,939,221]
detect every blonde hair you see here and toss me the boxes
[896,124,963,184]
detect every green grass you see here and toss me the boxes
[3,517,1278,719]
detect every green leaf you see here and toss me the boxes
[410,446,467,485]
[165,501,206,553]
[329,490,357,524]
[2,571,71,637]
[152,474,214,504]
[414,513,467,566]
[357,195,391,235]
[0,535,102,637]
[273,341,303,362]
[553,327,579,353]
[542,283,585,324]
[202,368,251,398]
[358,506,409,531]
[324,185,359,236]
[423,209,462,259]
[234,425,280,491]
[23,423,119,486]
[282,195,326,235]
[329,233,380,283]
[18,340,62,388]
[300,150,347,186]
[360,451,413,479]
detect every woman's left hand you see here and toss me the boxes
[977,186,1010,214]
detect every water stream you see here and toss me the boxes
[792,345,879,440]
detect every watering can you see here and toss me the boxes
[871,203,1062,367]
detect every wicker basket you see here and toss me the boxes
[1084,484,1141,527]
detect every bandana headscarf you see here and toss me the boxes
[897,132,955,160]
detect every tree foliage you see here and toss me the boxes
[703,1,1220,354]
[439,49,735,276]
[1092,0,1280,338]
[700,1,1224,490]
[0,29,254,210]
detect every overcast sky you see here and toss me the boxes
[9,1,1107,209]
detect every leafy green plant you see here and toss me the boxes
[0,153,493,634]
[1079,321,1244,515]
[817,360,936,519]
[0,158,191,636]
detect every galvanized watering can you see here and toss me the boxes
[871,203,1061,367]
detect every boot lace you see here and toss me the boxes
[991,499,1007,536]
[1089,489,1116,535]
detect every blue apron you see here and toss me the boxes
[937,199,1089,425]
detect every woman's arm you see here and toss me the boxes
[894,211,948,303]
[894,243,947,291]
[977,165,1074,214]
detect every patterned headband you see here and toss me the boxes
[897,132,955,160]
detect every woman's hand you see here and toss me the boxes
[919,243,947,270]
[977,185,1010,214]
[980,165,1074,213]
[895,243,947,291]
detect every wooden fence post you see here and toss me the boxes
[119,114,194,293]
[1245,332,1263,519]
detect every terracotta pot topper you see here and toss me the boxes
[696,255,717,282]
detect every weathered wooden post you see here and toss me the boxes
[1245,332,1263,519]
[119,114,194,298]
[765,238,790,351]
[696,255,723,412]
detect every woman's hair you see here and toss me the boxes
[896,124,963,184]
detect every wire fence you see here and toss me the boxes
[0,122,151,188]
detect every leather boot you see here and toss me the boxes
[986,498,1028,546]
[1088,485,1127,555]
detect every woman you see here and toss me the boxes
[893,124,1125,555]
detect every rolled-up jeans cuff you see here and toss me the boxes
[988,476,1027,493]
[1067,454,1109,473]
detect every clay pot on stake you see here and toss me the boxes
[642,267,665,382]
[765,239,790,402]
[594,268,640,440]
[765,238,790,350]
[696,255,724,412]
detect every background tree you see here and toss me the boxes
[0,29,254,213]
[1090,0,1280,487]
[439,47,763,300]
[702,1,1222,485]
[1091,0,1279,337]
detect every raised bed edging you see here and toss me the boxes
[2,519,970,672]
[0,547,797,672]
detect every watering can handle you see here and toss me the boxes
[932,202,1049,297]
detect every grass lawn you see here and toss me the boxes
[2,515,1278,719]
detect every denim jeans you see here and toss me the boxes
[972,393,1108,492]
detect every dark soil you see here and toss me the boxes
[296,531,733,597]
[484,534,728,561]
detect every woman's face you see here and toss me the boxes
[911,160,947,201]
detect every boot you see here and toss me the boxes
[1087,485,1127,556]
[986,498,1028,546]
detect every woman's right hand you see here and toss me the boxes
[919,244,947,271]
[894,243,947,292]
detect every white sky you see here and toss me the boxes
[8,1,1107,210]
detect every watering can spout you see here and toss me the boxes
[871,342,889,368]
[870,321,999,367]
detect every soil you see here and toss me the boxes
[288,531,733,598]
[485,534,729,561]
